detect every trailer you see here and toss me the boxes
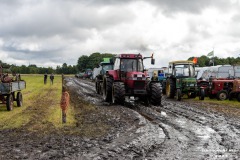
[0,80,26,111]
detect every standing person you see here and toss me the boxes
[50,73,54,85]
[44,73,48,84]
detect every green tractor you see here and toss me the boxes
[166,60,205,101]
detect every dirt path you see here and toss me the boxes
[65,77,240,159]
[0,77,239,159]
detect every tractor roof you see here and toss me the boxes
[115,53,143,59]
[100,58,113,65]
[169,60,194,65]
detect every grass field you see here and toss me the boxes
[0,75,76,130]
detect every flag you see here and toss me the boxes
[207,51,214,57]
[193,57,198,64]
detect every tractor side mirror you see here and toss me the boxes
[151,58,155,65]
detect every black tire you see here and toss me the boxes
[199,88,205,100]
[166,78,175,98]
[217,90,228,101]
[16,92,23,107]
[176,89,182,101]
[229,92,233,101]
[6,94,14,111]
[103,77,113,102]
[237,93,240,102]
[150,83,162,106]
[112,82,125,105]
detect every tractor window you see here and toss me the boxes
[120,59,144,72]
[114,58,120,70]
[174,64,195,77]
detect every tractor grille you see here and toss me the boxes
[134,81,145,89]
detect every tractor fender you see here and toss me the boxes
[106,70,119,81]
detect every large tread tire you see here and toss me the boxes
[150,83,162,106]
[103,77,113,102]
[199,88,205,100]
[112,82,125,105]
[166,78,175,98]
[6,94,14,111]
[16,92,23,107]
[217,90,228,101]
[228,92,233,101]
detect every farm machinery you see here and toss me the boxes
[229,79,240,101]
[165,60,205,101]
[0,65,26,111]
[95,58,114,94]
[102,53,162,105]
[207,78,234,100]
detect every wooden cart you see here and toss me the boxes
[0,80,26,111]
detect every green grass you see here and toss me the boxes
[199,97,240,108]
[0,74,76,130]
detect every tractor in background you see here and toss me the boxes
[165,60,205,101]
[229,79,240,102]
[102,53,162,106]
[207,78,234,100]
[95,58,114,94]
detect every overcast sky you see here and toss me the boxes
[1,0,240,68]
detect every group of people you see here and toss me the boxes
[44,73,54,85]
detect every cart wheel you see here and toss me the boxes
[16,92,23,107]
[6,94,14,111]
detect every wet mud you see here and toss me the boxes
[0,77,239,159]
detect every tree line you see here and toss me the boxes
[1,54,240,74]
[188,55,240,67]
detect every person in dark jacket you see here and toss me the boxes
[50,73,54,85]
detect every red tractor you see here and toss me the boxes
[208,78,234,100]
[102,53,162,105]
[229,79,240,102]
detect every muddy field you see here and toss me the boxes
[0,77,240,160]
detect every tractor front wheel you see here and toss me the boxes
[217,90,228,100]
[103,77,113,102]
[166,78,175,98]
[149,83,162,106]
[199,89,205,100]
[176,89,182,101]
[112,82,125,105]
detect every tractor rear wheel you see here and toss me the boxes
[150,83,162,106]
[112,82,125,105]
[199,89,205,100]
[103,77,113,102]
[166,78,175,98]
[217,90,228,100]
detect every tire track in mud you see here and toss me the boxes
[68,77,240,159]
